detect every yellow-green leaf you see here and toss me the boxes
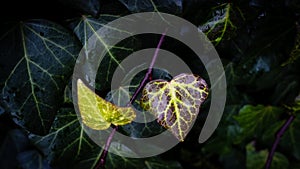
[141,73,209,141]
[77,79,136,130]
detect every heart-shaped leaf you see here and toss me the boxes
[0,20,81,135]
[141,73,209,141]
[77,79,136,130]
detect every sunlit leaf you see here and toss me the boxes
[0,20,81,135]
[77,79,136,130]
[141,73,209,141]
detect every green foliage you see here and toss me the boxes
[234,105,284,144]
[198,3,238,45]
[280,114,300,160]
[246,144,289,169]
[0,20,81,135]
[68,15,138,91]
[282,27,300,66]
[106,68,172,138]
[29,108,182,169]
[1,0,300,169]
[57,0,101,17]
[118,0,182,14]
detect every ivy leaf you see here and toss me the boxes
[69,15,119,44]
[107,86,166,138]
[280,114,300,160]
[261,121,285,144]
[56,0,101,17]
[143,158,182,169]
[141,73,209,141]
[30,108,181,169]
[198,3,237,45]
[69,15,137,91]
[281,25,300,66]
[118,0,182,14]
[77,79,136,130]
[17,150,51,169]
[29,108,101,169]
[246,143,289,169]
[0,129,31,169]
[105,67,172,138]
[234,105,283,144]
[0,20,81,135]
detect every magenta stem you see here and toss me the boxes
[94,125,118,169]
[265,115,295,169]
[128,29,168,105]
[95,30,168,168]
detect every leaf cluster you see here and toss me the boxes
[1,0,300,169]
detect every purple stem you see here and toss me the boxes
[128,29,168,105]
[265,115,295,169]
[95,30,168,169]
[94,125,118,169]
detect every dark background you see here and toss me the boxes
[0,0,300,169]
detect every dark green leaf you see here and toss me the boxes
[234,105,283,143]
[17,150,51,169]
[29,108,99,169]
[69,15,119,44]
[224,11,296,97]
[280,114,300,160]
[201,105,246,169]
[56,0,101,17]
[105,68,171,138]
[69,15,138,91]
[30,108,181,169]
[118,0,182,14]
[198,3,237,45]
[143,158,182,169]
[246,143,289,169]
[0,20,81,135]
[0,129,30,169]
[281,26,300,66]
[261,121,285,144]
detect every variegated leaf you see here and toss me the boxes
[141,73,209,141]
